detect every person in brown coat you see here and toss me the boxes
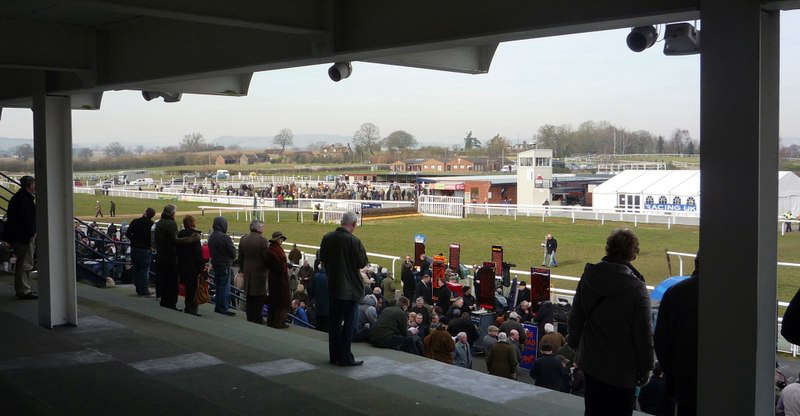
[238,220,271,324]
[266,231,290,329]
[486,332,519,379]
[540,322,567,353]
[176,215,205,316]
[424,323,456,364]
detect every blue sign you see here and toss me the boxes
[519,323,539,370]
[414,233,426,244]
[361,203,382,209]
[644,203,697,212]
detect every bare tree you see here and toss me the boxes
[14,144,33,161]
[134,145,145,155]
[180,132,206,152]
[273,128,294,153]
[77,147,94,160]
[104,142,128,158]
[352,122,381,155]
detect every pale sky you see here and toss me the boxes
[2,12,800,147]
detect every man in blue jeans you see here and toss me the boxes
[208,216,236,316]
[125,208,156,296]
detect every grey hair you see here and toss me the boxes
[340,211,358,226]
[162,204,176,216]
[249,220,264,232]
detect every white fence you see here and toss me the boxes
[665,250,798,356]
[196,205,362,226]
[418,195,464,218]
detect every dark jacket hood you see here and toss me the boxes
[581,258,644,297]
[212,216,228,233]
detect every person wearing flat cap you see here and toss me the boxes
[266,230,290,328]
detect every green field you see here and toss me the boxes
[68,194,800,304]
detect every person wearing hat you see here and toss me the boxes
[266,231,290,328]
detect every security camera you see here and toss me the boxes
[141,91,182,103]
[626,26,658,52]
[663,23,700,55]
[328,62,352,82]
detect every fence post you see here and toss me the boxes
[486,202,490,220]
[678,257,684,276]
[277,209,280,223]
[572,211,575,224]
[634,215,637,227]
[601,215,605,225]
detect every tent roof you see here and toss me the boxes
[595,170,800,198]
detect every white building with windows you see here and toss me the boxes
[592,170,800,215]
[516,149,553,206]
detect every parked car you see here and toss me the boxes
[130,178,154,186]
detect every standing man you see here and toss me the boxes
[401,256,416,300]
[655,254,698,416]
[208,216,236,316]
[154,204,199,311]
[266,231,290,328]
[238,220,270,324]
[319,212,369,367]
[95,200,103,218]
[109,200,116,217]
[126,208,156,296]
[4,176,38,300]
[542,234,557,267]
[453,332,473,369]
[288,243,302,266]
[176,215,204,316]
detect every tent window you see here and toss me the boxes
[645,196,654,205]
[659,196,668,204]
[687,197,696,206]
[673,196,682,205]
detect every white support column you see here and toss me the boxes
[698,3,778,414]
[32,88,77,328]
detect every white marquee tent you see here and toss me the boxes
[592,170,800,216]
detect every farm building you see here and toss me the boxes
[592,170,800,216]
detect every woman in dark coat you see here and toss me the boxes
[177,215,205,316]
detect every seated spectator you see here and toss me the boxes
[500,312,527,345]
[453,332,473,369]
[446,298,465,320]
[423,322,455,364]
[355,294,379,341]
[447,311,480,346]
[486,332,518,380]
[290,299,312,328]
[638,362,673,416]
[516,300,534,322]
[777,375,800,416]
[369,297,421,355]
[414,313,429,339]
[517,280,531,304]
[540,323,566,353]
[411,297,431,326]
[530,343,570,392]
[293,283,310,305]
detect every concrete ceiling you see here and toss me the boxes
[0,0,796,109]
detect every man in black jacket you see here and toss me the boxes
[319,212,369,367]
[530,344,570,392]
[126,208,156,296]
[655,255,698,416]
[153,204,199,311]
[208,216,236,316]
[542,234,558,267]
[414,273,433,305]
[4,176,37,299]
[401,256,415,300]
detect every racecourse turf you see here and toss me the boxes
[71,193,800,304]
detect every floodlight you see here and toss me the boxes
[626,26,658,52]
[328,62,352,82]
[663,23,700,55]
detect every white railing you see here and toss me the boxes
[418,195,464,218]
[196,205,362,226]
[73,187,96,194]
[665,250,798,356]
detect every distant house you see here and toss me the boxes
[390,160,406,172]
[512,141,536,151]
[445,158,474,173]
[239,154,250,165]
[406,158,425,172]
[223,155,238,165]
[239,154,266,165]
[422,159,445,172]
[215,155,226,166]
[320,143,352,158]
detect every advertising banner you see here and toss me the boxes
[520,323,539,370]
[449,243,460,272]
[491,245,504,277]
